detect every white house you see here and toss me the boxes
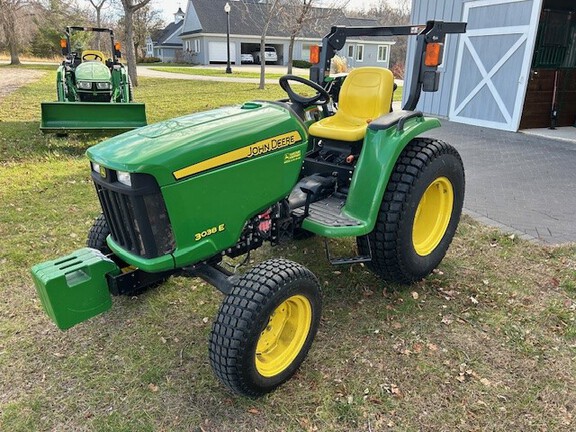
[178,0,395,68]
[146,7,186,62]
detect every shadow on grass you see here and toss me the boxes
[0,121,122,162]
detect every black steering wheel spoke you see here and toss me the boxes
[279,75,330,107]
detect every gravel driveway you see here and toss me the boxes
[0,68,46,100]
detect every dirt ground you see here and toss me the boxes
[0,68,46,100]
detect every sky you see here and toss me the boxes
[155,0,403,24]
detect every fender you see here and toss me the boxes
[302,112,440,237]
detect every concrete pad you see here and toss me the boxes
[520,127,576,144]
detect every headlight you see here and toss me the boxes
[91,162,100,173]
[77,81,92,90]
[117,171,132,187]
[96,82,111,90]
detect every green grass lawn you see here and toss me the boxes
[0,67,575,431]
[148,66,404,102]
[148,65,302,80]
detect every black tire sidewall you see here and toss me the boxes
[87,213,111,254]
[396,152,464,279]
[240,276,322,393]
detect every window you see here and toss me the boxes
[377,45,389,63]
[302,43,313,61]
[355,44,364,62]
[347,45,354,58]
[185,40,200,53]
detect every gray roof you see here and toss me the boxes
[181,0,393,41]
[154,20,184,46]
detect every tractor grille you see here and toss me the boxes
[92,171,175,259]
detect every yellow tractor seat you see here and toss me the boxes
[81,50,107,62]
[308,67,394,142]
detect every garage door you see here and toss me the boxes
[449,0,543,131]
[208,42,236,63]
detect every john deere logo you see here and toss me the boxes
[99,166,107,178]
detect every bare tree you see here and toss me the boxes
[88,0,107,27]
[132,5,164,60]
[88,0,107,49]
[281,0,347,74]
[350,0,411,75]
[119,0,152,86]
[239,0,285,89]
[0,0,26,64]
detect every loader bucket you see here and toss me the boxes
[40,101,147,133]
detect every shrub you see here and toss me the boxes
[390,62,405,79]
[140,56,162,63]
[292,59,312,69]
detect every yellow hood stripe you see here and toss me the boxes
[173,130,302,180]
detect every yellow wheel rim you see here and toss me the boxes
[413,176,454,256]
[255,295,312,378]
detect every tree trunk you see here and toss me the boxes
[9,36,20,65]
[124,10,138,86]
[259,35,266,90]
[287,32,296,75]
[0,4,20,65]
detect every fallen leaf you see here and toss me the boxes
[202,317,209,324]
[427,343,439,351]
[480,378,491,387]
[247,408,260,414]
[411,291,419,300]
[470,296,479,305]
[441,315,454,325]
[148,383,159,392]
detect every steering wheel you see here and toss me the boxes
[82,53,103,62]
[279,75,330,107]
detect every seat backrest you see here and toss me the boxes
[337,67,395,121]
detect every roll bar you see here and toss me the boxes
[309,20,467,111]
[64,26,121,62]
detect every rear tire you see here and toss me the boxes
[209,259,322,397]
[357,138,465,284]
[87,213,111,255]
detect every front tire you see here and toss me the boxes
[87,213,111,255]
[357,138,465,284]
[209,259,322,397]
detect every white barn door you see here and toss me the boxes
[449,0,543,131]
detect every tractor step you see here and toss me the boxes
[323,238,372,266]
[292,195,362,227]
[40,101,147,132]
[31,248,120,330]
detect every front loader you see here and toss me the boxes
[40,26,147,133]
[31,21,466,397]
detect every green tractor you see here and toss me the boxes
[40,26,147,133]
[32,21,466,396]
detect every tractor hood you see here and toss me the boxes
[87,101,307,186]
[75,61,111,81]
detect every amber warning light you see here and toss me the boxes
[424,42,443,67]
[309,45,320,64]
[60,39,67,48]
[115,42,121,51]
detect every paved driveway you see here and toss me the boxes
[425,121,576,245]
